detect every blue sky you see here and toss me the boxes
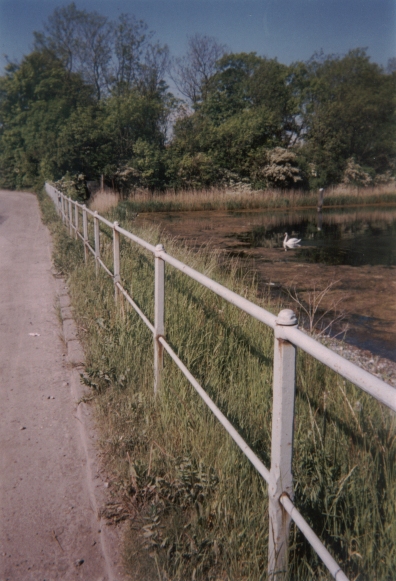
[0,0,395,73]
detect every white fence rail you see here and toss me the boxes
[46,183,395,581]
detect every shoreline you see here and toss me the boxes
[322,334,396,388]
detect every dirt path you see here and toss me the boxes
[0,190,124,580]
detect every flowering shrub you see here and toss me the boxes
[261,148,302,188]
[342,158,373,186]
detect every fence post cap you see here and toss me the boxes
[113,221,119,227]
[276,309,298,326]
[155,243,165,255]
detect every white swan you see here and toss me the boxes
[283,232,301,251]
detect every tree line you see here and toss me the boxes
[0,2,395,196]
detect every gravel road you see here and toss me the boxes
[0,190,123,580]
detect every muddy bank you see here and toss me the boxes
[140,208,396,371]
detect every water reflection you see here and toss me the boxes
[232,207,396,267]
[142,205,396,361]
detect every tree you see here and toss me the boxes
[109,13,151,94]
[138,42,171,97]
[34,5,170,101]
[200,52,263,121]
[248,58,299,145]
[76,10,111,100]
[386,57,396,74]
[171,34,227,105]
[0,5,174,192]
[33,3,81,72]
[113,138,166,193]
[169,53,299,187]
[56,104,110,179]
[297,49,396,186]
[34,3,111,100]
[0,50,94,188]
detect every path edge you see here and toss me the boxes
[56,276,127,581]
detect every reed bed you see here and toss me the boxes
[88,189,121,213]
[38,189,396,580]
[108,183,396,216]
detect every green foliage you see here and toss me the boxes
[0,4,394,193]
[296,49,396,187]
[168,53,299,188]
[0,50,94,188]
[168,151,218,189]
[0,52,173,190]
[169,48,395,190]
[56,105,111,179]
[113,139,166,193]
[0,5,174,191]
[97,88,174,192]
[53,172,90,201]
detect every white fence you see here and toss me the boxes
[46,184,396,581]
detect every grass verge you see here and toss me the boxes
[38,188,396,580]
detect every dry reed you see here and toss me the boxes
[116,183,396,215]
[89,189,121,213]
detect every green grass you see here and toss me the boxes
[38,189,396,580]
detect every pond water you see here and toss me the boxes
[232,207,396,267]
[141,205,396,361]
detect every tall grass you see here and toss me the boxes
[38,189,396,580]
[109,183,396,216]
[89,189,121,213]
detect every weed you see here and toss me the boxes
[286,280,349,338]
[37,187,396,581]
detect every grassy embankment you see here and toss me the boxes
[88,183,396,215]
[38,188,396,580]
